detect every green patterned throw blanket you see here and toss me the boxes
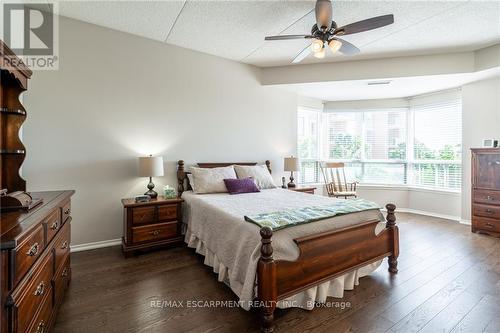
[244,198,381,231]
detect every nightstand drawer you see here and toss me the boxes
[132,206,156,224]
[132,222,178,244]
[158,205,178,221]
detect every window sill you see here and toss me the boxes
[301,183,461,195]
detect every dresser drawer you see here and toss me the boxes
[53,220,71,274]
[14,225,45,285]
[473,189,500,206]
[473,216,500,233]
[61,200,71,224]
[11,251,53,333]
[158,204,178,221]
[132,206,156,225]
[132,222,178,244]
[44,208,62,245]
[54,255,71,307]
[26,291,52,333]
[473,203,500,219]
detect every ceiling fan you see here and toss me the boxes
[265,0,394,63]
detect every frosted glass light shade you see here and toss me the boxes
[138,156,164,177]
[313,48,326,59]
[284,156,300,172]
[329,39,342,53]
[311,39,324,53]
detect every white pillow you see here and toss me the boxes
[234,165,276,189]
[190,165,237,194]
[187,174,195,191]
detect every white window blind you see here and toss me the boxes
[297,89,462,191]
[409,96,462,189]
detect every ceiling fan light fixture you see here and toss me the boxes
[311,39,324,53]
[313,47,326,59]
[328,39,342,53]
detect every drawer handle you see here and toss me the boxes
[485,209,494,214]
[150,230,161,236]
[64,208,71,215]
[61,241,68,249]
[488,161,500,166]
[50,221,59,230]
[62,267,69,277]
[36,320,45,333]
[34,281,45,296]
[485,195,494,201]
[26,243,39,257]
[485,223,495,229]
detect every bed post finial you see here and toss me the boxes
[265,160,271,174]
[385,203,399,274]
[258,227,277,333]
[177,160,185,197]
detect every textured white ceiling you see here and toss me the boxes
[56,0,500,67]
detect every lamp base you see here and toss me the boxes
[287,172,296,188]
[144,189,158,199]
[145,177,158,198]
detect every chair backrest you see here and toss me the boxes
[320,162,348,196]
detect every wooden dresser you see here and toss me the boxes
[1,190,74,332]
[121,196,184,257]
[471,148,500,237]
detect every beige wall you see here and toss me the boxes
[23,17,297,246]
[461,78,500,221]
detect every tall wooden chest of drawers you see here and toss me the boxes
[471,148,500,237]
[1,190,74,332]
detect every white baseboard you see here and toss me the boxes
[70,238,121,253]
[459,219,472,225]
[382,207,461,222]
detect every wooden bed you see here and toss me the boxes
[177,160,399,333]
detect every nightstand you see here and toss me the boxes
[287,186,317,194]
[121,196,184,257]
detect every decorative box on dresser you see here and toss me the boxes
[122,197,184,257]
[1,190,74,333]
[471,148,500,237]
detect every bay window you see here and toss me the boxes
[298,90,462,191]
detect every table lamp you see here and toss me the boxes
[138,155,164,198]
[284,156,300,188]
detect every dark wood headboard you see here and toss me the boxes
[177,160,271,197]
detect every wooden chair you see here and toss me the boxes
[319,162,358,199]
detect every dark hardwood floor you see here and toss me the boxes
[54,213,500,333]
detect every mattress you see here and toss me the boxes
[182,188,385,310]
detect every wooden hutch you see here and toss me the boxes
[1,40,75,332]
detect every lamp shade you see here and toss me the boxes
[138,156,164,177]
[284,156,300,172]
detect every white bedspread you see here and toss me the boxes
[182,188,385,310]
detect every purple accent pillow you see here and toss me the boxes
[224,178,260,195]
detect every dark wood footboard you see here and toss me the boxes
[257,204,399,333]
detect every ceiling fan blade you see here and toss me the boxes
[292,45,311,64]
[265,35,313,41]
[335,14,394,36]
[315,0,332,31]
[335,38,360,55]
